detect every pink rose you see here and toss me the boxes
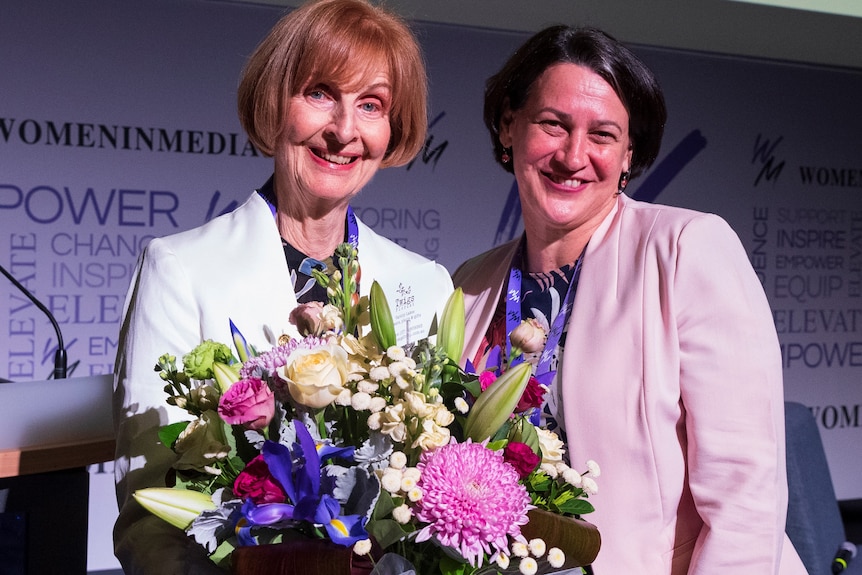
[290,302,326,336]
[516,376,546,412]
[218,378,275,430]
[234,454,286,504]
[503,441,541,479]
[478,370,498,391]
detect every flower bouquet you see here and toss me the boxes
[135,244,600,575]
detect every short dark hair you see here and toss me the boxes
[237,0,427,167]
[484,26,666,178]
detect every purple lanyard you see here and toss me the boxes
[505,241,583,386]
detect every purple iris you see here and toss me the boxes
[235,420,367,547]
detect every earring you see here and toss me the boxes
[501,147,511,164]
[617,170,631,195]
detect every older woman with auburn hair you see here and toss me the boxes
[112,1,451,572]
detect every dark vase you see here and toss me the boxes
[231,538,374,575]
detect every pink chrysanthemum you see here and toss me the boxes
[414,439,532,567]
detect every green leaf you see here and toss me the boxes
[555,498,595,516]
[158,421,190,449]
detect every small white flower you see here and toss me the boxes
[334,388,352,406]
[402,467,421,483]
[518,556,538,575]
[392,503,413,524]
[495,553,511,569]
[357,380,378,394]
[381,469,403,493]
[582,476,599,495]
[547,547,565,568]
[353,539,372,556]
[562,468,583,488]
[386,346,406,361]
[389,451,407,470]
[586,459,601,477]
[400,474,417,492]
[540,463,559,478]
[367,412,382,430]
[454,397,469,414]
[528,538,546,557]
[511,541,529,558]
[350,391,371,411]
[369,366,390,382]
[368,396,387,413]
[406,487,423,502]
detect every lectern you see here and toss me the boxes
[0,375,115,575]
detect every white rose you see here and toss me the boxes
[278,343,349,409]
[536,427,565,464]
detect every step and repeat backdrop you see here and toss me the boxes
[3,0,860,570]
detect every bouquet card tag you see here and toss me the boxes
[372,260,440,346]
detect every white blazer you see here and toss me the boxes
[112,191,452,573]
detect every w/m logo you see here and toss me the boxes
[752,134,785,187]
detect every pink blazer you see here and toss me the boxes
[453,195,806,573]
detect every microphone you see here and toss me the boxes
[833,541,857,574]
[0,263,67,380]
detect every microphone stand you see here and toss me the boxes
[0,263,67,380]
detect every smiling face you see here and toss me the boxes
[273,71,393,213]
[500,62,632,243]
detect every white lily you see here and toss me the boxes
[133,488,216,530]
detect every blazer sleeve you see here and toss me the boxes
[673,214,787,572]
[112,238,228,574]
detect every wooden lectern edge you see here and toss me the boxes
[0,436,116,478]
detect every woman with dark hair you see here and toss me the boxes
[112,1,452,572]
[455,26,806,573]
